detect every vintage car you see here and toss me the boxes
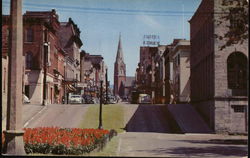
[68,95,83,104]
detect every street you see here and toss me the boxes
[124,104,172,133]
[117,132,248,157]
[3,102,247,157]
[24,104,89,128]
[117,103,248,157]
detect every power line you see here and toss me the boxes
[2,1,195,17]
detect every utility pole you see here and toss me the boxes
[105,68,108,104]
[98,80,103,129]
[64,61,67,104]
[3,0,25,154]
[42,29,48,106]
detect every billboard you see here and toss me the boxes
[143,35,160,46]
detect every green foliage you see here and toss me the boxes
[216,0,249,50]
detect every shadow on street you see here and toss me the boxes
[125,104,182,133]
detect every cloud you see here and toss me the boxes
[136,14,163,30]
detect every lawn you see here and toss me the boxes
[79,104,125,133]
[78,103,124,156]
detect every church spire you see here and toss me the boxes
[116,33,124,62]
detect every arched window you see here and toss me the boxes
[227,52,247,96]
[26,52,33,69]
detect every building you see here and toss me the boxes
[23,10,67,104]
[153,45,167,104]
[2,16,12,120]
[2,10,66,104]
[136,46,158,98]
[124,76,136,100]
[80,52,106,97]
[114,34,126,97]
[189,0,248,134]
[164,39,186,104]
[58,18,83,100]
[171,39,190,103]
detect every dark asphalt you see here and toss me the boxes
[125,104,171,133]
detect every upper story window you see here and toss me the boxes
[6,28,10,42]
[227,52,247,96]
[26,28,34,42]
[26,52,33,69]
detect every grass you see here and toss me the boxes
[84,135,119,156]
[29,104,125,156]
[79,104,125,133]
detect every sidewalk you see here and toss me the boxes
[117,132,248,157]
[2,104,46,131]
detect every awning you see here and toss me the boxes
[66,84,77,92]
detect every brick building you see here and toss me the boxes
[2,10,67,104]
[190,0,248,134]
[153,45,167,104]
[2,16,12,120]
[23,10,65,104]
[58,18,83,100]
[136,46,158,97]
[80,52,106,97]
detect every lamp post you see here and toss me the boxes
[98,80,103,129]
[42,29,48,106]
[64,61,67,104]
[105,68,108,104]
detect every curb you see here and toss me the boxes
[23,105,48,127]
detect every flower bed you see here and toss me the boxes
[2,127,116,155]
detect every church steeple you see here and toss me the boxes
[116,33,124,62]
[114,33,126,97]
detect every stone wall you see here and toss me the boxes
[214,99,248,134]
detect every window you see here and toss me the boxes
[229,8,246,39]
[26,28,34,42]
[3,68,6,93]
[6,28,10,42]
[231,105,246,113]
[26,52,33,69]
[227,52,247,95]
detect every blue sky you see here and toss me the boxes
[2,0,201,84]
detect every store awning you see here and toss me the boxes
[66,84,77,92]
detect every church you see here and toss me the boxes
[114,34,126,97]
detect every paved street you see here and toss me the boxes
[117,103,248,157]
[24,104,89,128]
[124,104,172,133]
[117,132,248,157]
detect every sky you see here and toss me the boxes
[2,0,201,85]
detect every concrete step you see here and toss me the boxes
[167,104,213,133]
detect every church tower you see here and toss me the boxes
[114,34,126,97]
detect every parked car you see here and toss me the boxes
[68,95,83,104]
[108,96,117,104]
[23,94,30,104]
[82,95,94,104]
[139,94,151,104]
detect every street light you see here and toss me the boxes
[105,68,109,104]
[98,80,103,129]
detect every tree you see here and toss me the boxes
[215,0,248,50]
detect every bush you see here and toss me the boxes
[2,127,116,155]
